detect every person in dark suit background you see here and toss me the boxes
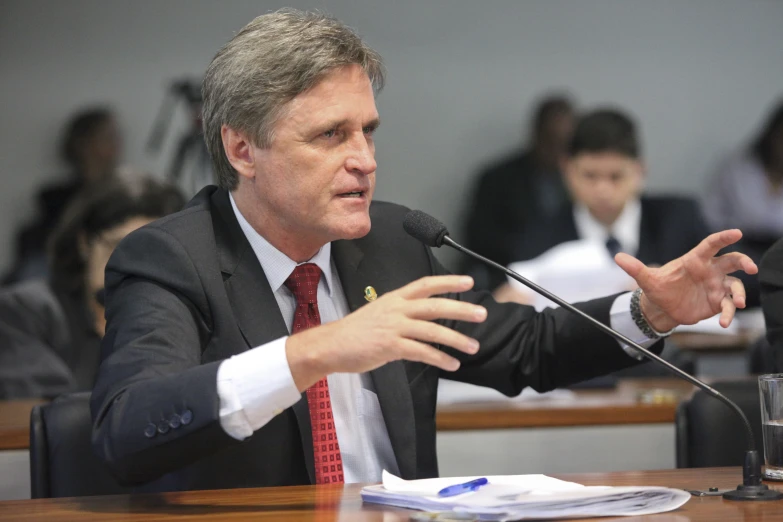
[3,107,123,285]
[493,109,709,375]
[508,108,709,268]
[91,9,756,493]
[461,95,576,290]
[0,173,183,399]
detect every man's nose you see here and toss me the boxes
[345,135,377,175]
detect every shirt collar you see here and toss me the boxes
[573,198,641,255]
[229,193,335,296]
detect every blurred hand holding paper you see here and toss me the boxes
[506,239,635,312]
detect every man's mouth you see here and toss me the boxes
[339,191,365,198]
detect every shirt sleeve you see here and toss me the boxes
[609,292,661,360]
[217,336,302,440]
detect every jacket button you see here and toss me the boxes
[144,423,157,438]
[169,414,182,429]
[181,409,193,425]
[157,422,170,435]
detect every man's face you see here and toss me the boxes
[564,152,644,226]
[243,64,379,251]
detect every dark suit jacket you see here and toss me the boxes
[510,196,709,267]
[91,186,658,492]
[760,239,783,371]
[461,151,569,290]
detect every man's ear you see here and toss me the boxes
[633,160,647,191]
[221,125,256,181]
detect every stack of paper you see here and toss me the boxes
[361,471,690,520]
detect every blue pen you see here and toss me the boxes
[437,477,488,497]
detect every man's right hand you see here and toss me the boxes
[286,275,487,392]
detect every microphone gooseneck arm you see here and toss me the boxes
[443,235,757,454]
[404,208,780,498]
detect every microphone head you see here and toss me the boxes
[403,210,450,247]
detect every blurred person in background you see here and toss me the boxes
[3,107,122,284]
[495,108,707,376]
[0,173,184,399]
[506,108,709,266]
[461,95,575,290]
[703,99,783,307]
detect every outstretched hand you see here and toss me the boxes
[614,229,757,331]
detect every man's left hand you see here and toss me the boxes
[614,229,757,332]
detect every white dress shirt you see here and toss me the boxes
[573,199,642,256]
[217,195,657,482]
[217,195,399,483]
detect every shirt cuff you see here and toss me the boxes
[217,336,302,440]
[609,292,658,360]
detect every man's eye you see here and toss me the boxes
[323,129,337,138]
[363,125,377,135]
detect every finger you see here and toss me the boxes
[714,252,759,276]
[402,319,480,355]
[723,276,746,309]
[396,338,461,372]
[614,253,648,283]
[395,275,474,300]
[719,295,736,328]
[692,229,743,260]
[406,297,487,323]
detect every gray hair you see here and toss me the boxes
[202,9,386,190]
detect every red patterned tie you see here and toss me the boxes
[284,263,344,485]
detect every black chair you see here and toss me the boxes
[676,380,764,468]
[749,335,779,375]
[29,392,132,498]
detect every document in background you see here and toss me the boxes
[507,239,738,334]
[361,471,690,520]
[437,378,575,406]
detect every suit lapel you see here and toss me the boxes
[332,239,419,479]
[211,189,316,483]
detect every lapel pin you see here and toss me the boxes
[364,286,378,302]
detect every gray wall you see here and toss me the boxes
[1,0,782,271]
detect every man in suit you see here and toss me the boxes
[461,95,575,290]
[91,10,756,492]
[508,108,709,268]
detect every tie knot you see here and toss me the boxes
[605,236,622,257]
[284,263,322,305]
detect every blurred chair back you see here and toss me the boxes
[676,380,763,468]
[749,336,779,375]
[29,392,131,498]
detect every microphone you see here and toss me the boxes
[403,209,782,501]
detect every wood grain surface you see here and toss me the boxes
[0,399,46,451]
[0,379,696,452]
[0,467,780,520]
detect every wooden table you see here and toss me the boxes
[0,467,780,520]
[671,330,761,352]
[0,380,692,453]
[0,379,694,453]
[436,378,694,431]
[0,400,46,451]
